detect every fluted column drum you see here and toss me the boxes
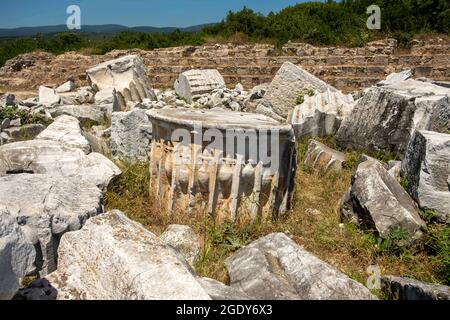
[147,108,296,223]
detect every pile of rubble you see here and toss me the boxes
[1,52,449,301]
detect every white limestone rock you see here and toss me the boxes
[3,124,46,141]
[401,130,450,223]
[49,104,106,125]
[262,62,339,120]
[111,109,152,160]
[335,79,450,155]
[197,277,252,300]
[55,81,76,93]
[0,140,121,190]
[160,225,200,267]
[341,159,425,239]
[378,69,413,86]
[226,233,376,300]
[174,69,226,103]
[94,87,115,104]
[36,115,91,154]
[38,86,60,107]
[304,140,346,172]
[0,174,103,275]
[291,89,354,138]
[87,55,156,111]
[41,210,211,300]
[0,210,36,300]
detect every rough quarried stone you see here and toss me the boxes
[0,93,17,106]
[111,109,152,160]
[55,81,76,93]
[335,79,450,155]
[401,130,450,223]
[3,124,46,141]
[38,86,60,106]
[304,140,346,172]
[197,277,251,300]
[0,210,36,300]
[225,233,375,300]
[174,69,226,103]
[49,104,106,125]
[382,276,450,300]
[36,115,91,154]
[291,89,354,139]
[0,174,102,275]
[40,210,211,300]
[87,55,156,111]
[255,102,285,123]
[0,140,121,190]
[262,62,339,120]
[1,118,10,130]
[341,159,425,239]
[378,69,413,86]
[0,132,11,145]
[148,108,296,223]
[160,225,200,266]
[94,87,114,104]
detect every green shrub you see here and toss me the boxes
[0,106,53,126]
[426,224,450,284]
[376,227,410,255]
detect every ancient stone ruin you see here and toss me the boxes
[86,55,157,111]
[147,108,296,222]
[174,69,226,103]
[1,37,450,301]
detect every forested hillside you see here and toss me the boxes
[1,0,449,66]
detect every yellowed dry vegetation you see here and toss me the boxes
[105,138,447,297]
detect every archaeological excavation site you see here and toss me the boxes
[0,0,450,305]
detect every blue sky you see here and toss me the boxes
[0,0,321,29]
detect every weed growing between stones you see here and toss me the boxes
[0,106,53,126]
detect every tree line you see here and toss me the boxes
[1,0,449,67]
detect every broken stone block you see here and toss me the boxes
[0,174,103,275]
[197,277,252,300]
[1,118,10,130]
[38,86,60,107]
[382,276,450,300]
[111,109,152,160]
[0,140,121,191]
[225,233,376,300]
[335,79,450,155]
[341,159,425,239]
[87,55,156,111]
[0,210,36,300]
[94,87,115,104]
[160,225,200,267]
[291,89,354,139]
[378,69,413,86]
[387,160,402,181]
[262,62,339,120]
[49,104,107,125]
[174,69,226,103]
[3,124,46,141]
[38,210,211,300]
[36,115,91,154]
[304,140,346,172]
[55,81,76,93]
[401,130,450,223]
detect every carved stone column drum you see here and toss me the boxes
[147,108,296,223]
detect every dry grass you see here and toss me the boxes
[105,140,446,296]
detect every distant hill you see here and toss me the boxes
[0,23,215,38]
